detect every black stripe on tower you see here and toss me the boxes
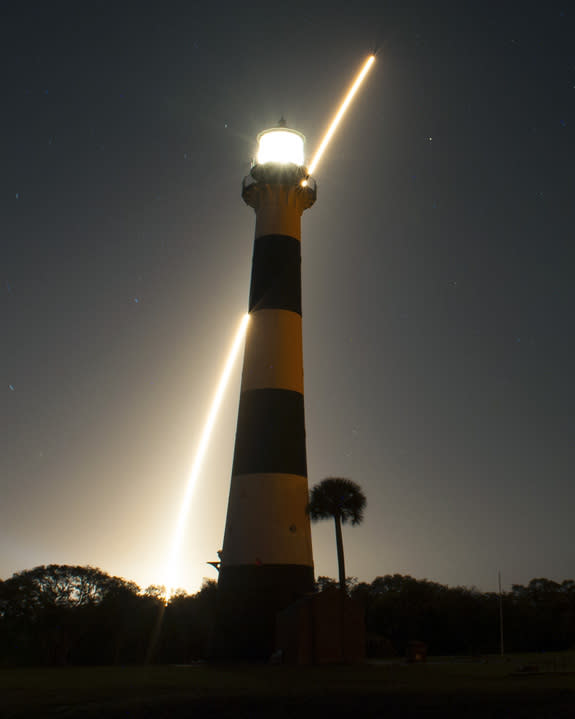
[249,234,301,314]
[232,389,307,476]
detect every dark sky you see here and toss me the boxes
[2,1,574,594]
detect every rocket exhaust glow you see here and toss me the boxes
[164,313,250,601]
[304,54,375,182]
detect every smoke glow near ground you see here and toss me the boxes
[163,313,250,600]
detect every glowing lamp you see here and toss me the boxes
[256,128,305,167]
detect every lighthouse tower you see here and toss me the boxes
[216,122,316,658]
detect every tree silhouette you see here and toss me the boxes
[4,565,575,662]
[0,565,143,664]
[308,477,366,590]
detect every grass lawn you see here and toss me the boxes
[1,653,574,717]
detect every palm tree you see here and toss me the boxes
[308,477,366,591]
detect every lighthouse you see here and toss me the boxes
[215,122,316,658]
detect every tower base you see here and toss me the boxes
[276,588,366,664]
[213,564,314,660]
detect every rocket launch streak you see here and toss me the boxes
[164,313,250,601]
[304,54,375,181]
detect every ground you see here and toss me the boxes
[1,654,574,717]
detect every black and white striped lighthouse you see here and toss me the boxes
[215,123,316,658]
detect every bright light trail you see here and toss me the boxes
[304,54,376,182]
[164,313,250,601]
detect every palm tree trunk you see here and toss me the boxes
[333,513,346,591]
[333,512,346,661]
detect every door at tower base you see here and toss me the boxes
[213,564,315,660]
[275,588,366,664]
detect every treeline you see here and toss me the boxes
[0,565,215,666]
[1,565,574,665]
[341,574,575,656]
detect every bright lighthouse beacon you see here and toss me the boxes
[216,120,316,658]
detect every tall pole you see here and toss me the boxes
[215,126,316,659]
[498,570,505,657]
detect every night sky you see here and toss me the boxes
[2,2,574,595]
